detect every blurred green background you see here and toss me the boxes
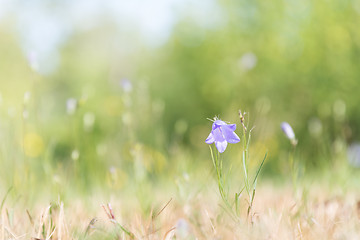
[0,0,359,198]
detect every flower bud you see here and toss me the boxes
[281,122,297,146]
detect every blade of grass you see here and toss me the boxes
[0,187,13,213]
[252,152,267,188]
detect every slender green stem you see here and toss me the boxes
[289,144,297,192]
[210,144,236,220]
[242,127,250,198]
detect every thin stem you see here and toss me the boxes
[210,144,237,220]
[242,124,250,198]
[290,144,297,193]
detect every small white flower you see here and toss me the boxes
[23,110,29,119]
[239,52,257,70]
[66,98,77,115]
[83,112,95,131]
[24,91,31,104]
[120,79,133,92]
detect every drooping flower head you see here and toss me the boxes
[205,119,240,153]
[281,122,297,146]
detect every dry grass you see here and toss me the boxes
[0,182,359,240]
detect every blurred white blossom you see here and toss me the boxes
[22,109,29,119]
[120,79,133,93]
[83,112,95,131]
[174,218,192,239]
[239,52,257,71]
[66,98,77,115]
[24,91,31,104]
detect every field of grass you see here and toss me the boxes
[0,175,360,239]
[1,165,360,240]
[0,64,358,239]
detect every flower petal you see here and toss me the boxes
[227,124,236,131]
[212,120,226,130]
[281,122,295,140]
[205,132,215,144]
[221,125,240,143]
[215,140,228,153]
[212,128,225,142]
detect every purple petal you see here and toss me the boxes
[212,128,225,142]
[205,132,215,144]
[212,120,226,130]
[281,122,295,140]
[227,124,236,131]
[215,140,228,153]
[221,125,240,143]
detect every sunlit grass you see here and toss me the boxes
[0,70,357,239]
[0,169,359,239]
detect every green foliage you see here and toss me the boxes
[139,0,359,168]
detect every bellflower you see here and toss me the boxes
[205,119,240,153]
[281,122,297,146]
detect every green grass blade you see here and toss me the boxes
[116,222,135,239]
[0,186,13,213]
[252,152,267,188]
[209,145,216,169]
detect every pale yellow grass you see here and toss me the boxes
[0,183,359,240]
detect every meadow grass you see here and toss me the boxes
[0,83,357,239]
[0,51,356,239]
[0,106,358,239]
[0,164,359,240]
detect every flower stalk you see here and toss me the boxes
[280,122,298,190]
[206,112,267,221]
[238,110,266,219]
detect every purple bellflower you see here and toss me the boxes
[205,119,240,153]
[281,122,297,146]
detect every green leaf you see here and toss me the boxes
[252,152,267,188]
